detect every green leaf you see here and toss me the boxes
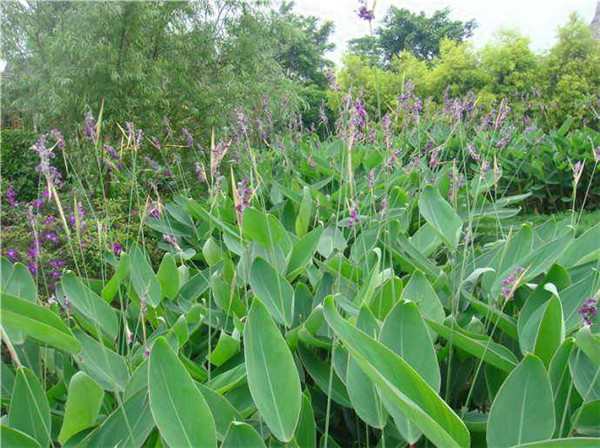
[380,301,441,443]
[85,390,154,448]
[197,384,242,441]
[487,355,555,448]
[222,422,266,448]
[208,331,240,367]
[295,186,312,237]
[149,337,217,448]
[211,274,246,318]
[560,224,600,268]
[250,258,295,327]
[572,399,600,436]
[8,368,51,448]
[316,225,346,258]
[157,253,179,299]
[535,295,565,364]
[242,207,285,247]
[129,243,162,308]
[427,319,518,373]
[402,271,445,324]
[58,372,104,444]
[61,271,119,341]
[347,307,386,428]
[418,184,462,250]
[0,425,41,448]
[549,338,578,437]
[575,327,600,367]
[0,292,81,354]
[298,343,352,408]
[3,262,37,302]
[287,225,323,281]
[322,296,470,448]
[244,298,302,442]
[569,348,600,402]
[102,253,129,302]
[295,393,317,448]
[74,330,128,392]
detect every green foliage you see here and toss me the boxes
[377,7,477,62]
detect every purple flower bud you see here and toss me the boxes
[194,162,206,184]
[357,1,374,21]
[578,297,598,326]
[112,243,123,256]
[84,111,98,144]
[5,186,19,207]
[5,248,20,261]
[182,127,193,148]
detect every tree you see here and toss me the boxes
[377,7,477,63]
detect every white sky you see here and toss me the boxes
[291,0,598,64]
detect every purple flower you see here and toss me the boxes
[5,186,19,207]
[182,127,193,148]
[63,296,71,314]
[144,347,150,358]
[579,297,598,326]
[572,161,584,184]
[31,199,45,209]
[145,156,160,171]
[44,231,59,244]
[467,144,482,164]
[31,135,63,186]
[234,107,249,137]
[49,259,65,269]
[326,69,340,91]
[429,147,442,170]
[236,180,252,213]
[501,266,525,300]
[194,162,206,184]
[112,242,123,256]
[5,248,20,261]
[27,262,37,275]
[147,201,162,219]
[380,197,388,216]
[151,136,161,150]
[357,1,374,21]
[348,203,360,228]
[50,129,65,150]
[84,111,97,144]
[368,169,375,189]
[27,246,39,260]
[496,135,512,149]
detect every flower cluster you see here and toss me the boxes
[236,180,252,213]
[357,1,374,21]
[578,297,597,326]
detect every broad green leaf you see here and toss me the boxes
[0,292,81,354]
[244,298,302,442]
[575,327,600,367]
[487,355,555,448]
[560,224,600,268]
[427,319,518,373]
[157,253,179,299]
[2,262,37,302]
[242,207,285,247]
[402,271,445,323]
[380,301,441,443]
[61,271,119,340]
[203,237,223,265]
[129,243,162,307]
[531,295,565,367]
[572,399,600,436]
[295,393,316,448]
[8,368,51,448]
[74,330,128,392]
[316,225,346,258]
[569,348,600,402]
[322,296,470,448]
[250,258,294,327]
[208,331,240,367]
[85,390,154,448]
[347,307,386,428]
[418,184,462,249]
[58,372,104,444]
[287,225,323,281]
[222,422,266,448]
[197,384,242,441]
[149,337,217,448]
[295,186,312,237]
[102,252,129,302]
[0,425,41,448]
[211,274,246,318]
[549,338,578,437]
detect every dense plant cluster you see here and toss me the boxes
[1,93,600,446]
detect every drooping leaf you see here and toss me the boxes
[0,292,81,354]
[129,243,162,307]
[322,296,470,448]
